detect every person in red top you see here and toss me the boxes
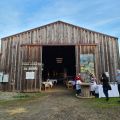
[75,73,83,96]
[75,73,83,82]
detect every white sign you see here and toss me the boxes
[3,74,9,82]
[22,62,41,66]
[23,66,37,71]
[0,72,3,82]
[26,72,35,79]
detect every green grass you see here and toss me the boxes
[0,92,46,106]
[13,93,30,99]
[68,90,120,108]
[13,92,45,99]
[0,91,120,109]
[86,97,120,108]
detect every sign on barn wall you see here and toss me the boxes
[0,72,9,82]
[0,72,3,82]
[22,62,41,66]
[3,74,9,82]
[23,66,38,71]
[22,62,42,71]
[22,62,41,80]
[26,71,35,79]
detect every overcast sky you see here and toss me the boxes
[0,0,120,50]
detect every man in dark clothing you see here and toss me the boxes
[116,70,120,97]
[101,73,110,101]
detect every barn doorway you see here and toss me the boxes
[42,46,76,85]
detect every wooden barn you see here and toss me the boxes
[0,21,119,92]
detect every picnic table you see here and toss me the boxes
[42,81,53,90]
[47,79,57,85]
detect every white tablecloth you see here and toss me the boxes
[42,81,53,88]
[98,84,119,98]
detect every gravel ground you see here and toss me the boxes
[0,88,120,120]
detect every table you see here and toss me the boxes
[47,79,57,85]
[98,84,119,98]
[42,81,53,90]
[80,83,91,98]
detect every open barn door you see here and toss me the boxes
[42,46,76,85]
[20,45,42,92]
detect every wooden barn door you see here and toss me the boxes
[76,45,99,82]
[20,45,42,92]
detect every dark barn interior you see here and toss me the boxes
[42,46,76,83]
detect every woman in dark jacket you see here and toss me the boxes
[101,73,110,101]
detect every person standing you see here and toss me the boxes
[90,74,97,96]
[94,84,99,98]
[116,70,120,97]
[101,73,110,101]
[75,73,83,96]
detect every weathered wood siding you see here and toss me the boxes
[0,21,119,91]
[20,45,42,92]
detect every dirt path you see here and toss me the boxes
[0,89,120,120]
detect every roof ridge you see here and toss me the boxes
[1,20,118,39]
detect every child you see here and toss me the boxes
[94,84,99,98]
[75,73,83,96]
[90,74,97,96]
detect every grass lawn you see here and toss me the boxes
[0,92,120,120]
[0,92,46,106]
[83,97,120,108]
[0,92,120,108]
